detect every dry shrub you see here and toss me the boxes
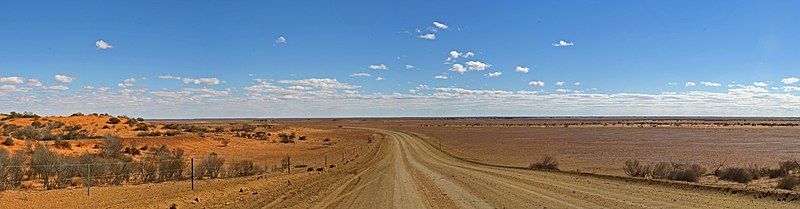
[780,160,800,172]
[197,153,225,179]
[53,139,71,150]
[12,126,46,140]
[229,160,256,177]
[102,135,123,158]
[220,138,230,147]
[107,117,121,124]
[30,144,58,189]
[281,155,292,169]
[778,176,800,190]
[651,162,671,179]
[52,155,80,189]
[768,168,788,178]
[0,148,24,190]
[666,163,706,182]
[623,160,650,177]
[3,137,13,146]
[717,167,753,183]
[529,155,559,170]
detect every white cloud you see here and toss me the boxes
[416,84,429,90]
[159,75,222,85]
[466,61,491,71]
[42,85,69,91]
[349,73,372,77]
[419,33,436,40]
[463,52,475,58]
[685,82,696,87]
[54,75,76,83]
[369,64,389,70]
[552,40,574,47]
[118,77,136,88]
[278,78,359,89]
[275,36,287,44]
[753,81,769,87]
[405,64,415,70]
[782,77,799,84]
[182,77,221,85]
[449,50,461,59]
[376,76,385,81]
[700,81,721,87]
[434,73,448,80]
[95,40,113,49]
[432,21,448,30]
[484,72,502,78]
[668,82,678,86]
[515,66,529,73]
[449,64,466,74]
[0,76,24,85]
[574,82,581,86]
[529,81,545,87]
[784,86,800,92]
[556,81,565,86]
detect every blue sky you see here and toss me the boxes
[1,0,799,118]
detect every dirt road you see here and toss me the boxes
[2,128,798,208]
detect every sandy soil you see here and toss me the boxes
[3,127,797,208]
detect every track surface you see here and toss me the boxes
[2,128,798,208]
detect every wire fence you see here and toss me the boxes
[0,142,378,196]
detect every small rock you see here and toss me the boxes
[169,203,178,209]
[194,197,200,202]
[240,188,244,192]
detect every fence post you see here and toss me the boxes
[86,164,91,196]
[287,156,291,174]
[191,158,194,191]
[324,155,327,171]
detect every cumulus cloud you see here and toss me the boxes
[434,73,448,80]
[529,81,545,87]
[685,82,696,87]
[574,82,581,86]
[42,85,69,91]
[432,21,448,29]
[449,50,461,59]
[159,75,222,85]
[700,81,721,87]
[782,77,799,84]
[419,33,436,40]
[182,77,221,85]
[449,64,466,74]
[95,40,113,49]
[118,77,136,88]
[466,61,491,71]
[369,64,389,70]
[275,36,287,44]
[376,76,385,81]
[463,52,475,58]
[515,66,529,73]
[753,81,769,87]
[552,40,573,47]
[349,73,371,77]
[556,81,565,86]
[54,75,76,83]
[0,76,24,85]
[484,72,502,78]
[277,78,359,90]
[405,64,415,70]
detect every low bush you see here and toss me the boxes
[107,117,121,124]
[767,168,788,178]
[197,153,225,179]
[12,126,46,140]
[278,133,295,143]
[164,130,182,137]
[229,160,257,177]
[53,139,71,150]
[133,124,149,131]
[63,124,82,132]
[780,160,800,172]
[102,135,124,158]
[778,176,800,190]
[3,137,13,146]
[30,144,59,190]
[666,163,706,182]
[529,155,559,170]
[717,167,753,183]
[623,160,650,177]
[298,136,307,140]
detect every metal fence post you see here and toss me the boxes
[191,158,194,191]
